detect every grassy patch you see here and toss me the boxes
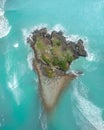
[45,67,55,78]
[41,54,51,65]
[52,37,62,46]
[35,35,74,77]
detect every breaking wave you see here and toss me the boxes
[22,24,96,61]
[5,55,23,106]
[27,51,34,70]
[39,107,48,130]
[72,79,104,130]
[0,0,11,38]
[7,72,23,106]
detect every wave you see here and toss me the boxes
[83,38,96,62]
[39,107,48,130]
[0,0,11,39]
[72,79,104,130]
[22,24,66,43]
[7,72,23,106]
[22,23,48,44]
[22,23,85,44]
[5,55,23,106]
[27,51,34,70]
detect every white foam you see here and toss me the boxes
[22,23,48,44]
[65,34,82,43]
[13,42,19,48]
[22,28,30,45]
[22,24,65,44]
[86,52,95,61]
[39,107,47,130]
[8,73,18,89]
[27,51,34,70]
[0,0,11,38]
[83,38,96,62]
[52,24,65,32]
[22,24,97,63]
[72,79,104,130]
[7,73,23,106]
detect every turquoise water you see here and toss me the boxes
[0,0,104,130]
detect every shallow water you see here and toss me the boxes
[0,0,104,130]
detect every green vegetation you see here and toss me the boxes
[52,57,68,71]
[58,60,68,71]
[41,54,50,65]
[35,35,74,78]
[36,38,44,50]
[45,67,55,78]
[52,38,62,46]
[65,51,74,63]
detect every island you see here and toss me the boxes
[27,28,87,111]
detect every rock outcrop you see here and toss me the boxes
[27,28,87,111]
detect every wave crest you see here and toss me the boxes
[0,0,11,38]
[72,79,104,130]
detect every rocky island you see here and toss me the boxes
[27,28,87,111]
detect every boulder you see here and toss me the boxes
[46,33,51,39]
[76,39,87,57]
[68,41,76,51]
[58,31,63,36]
[39,28,47,36]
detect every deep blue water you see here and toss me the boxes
[0,0,104,130]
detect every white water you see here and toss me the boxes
[23,24,95,64]
[0,0,11,38]
[7,72,23,106]
[27,51,34,70]
[13,42,19,48]
[72,79,104,130]
[39,107,48,130]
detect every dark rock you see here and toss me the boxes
[39,28,47,36]
[46,33,51,39]
[58,31,63,36]
[76,39,87,57]
[68,41,76,51]
[51,31,67,45]
[76,71,83,75]
[67,40,87,58]
[73,53,79,59]
[32,35,36,43]
[27,36,35,46]
[32,29,39,35]
[51,31,58,38]
[27,37,31,43]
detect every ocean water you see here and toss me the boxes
[0,0,104,130]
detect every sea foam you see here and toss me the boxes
[72,79,104,130]
[27,51,34,70]
[0,0,11,38]
[13,42,19,48]
[7,73,23,106]
[39,107,48,130]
